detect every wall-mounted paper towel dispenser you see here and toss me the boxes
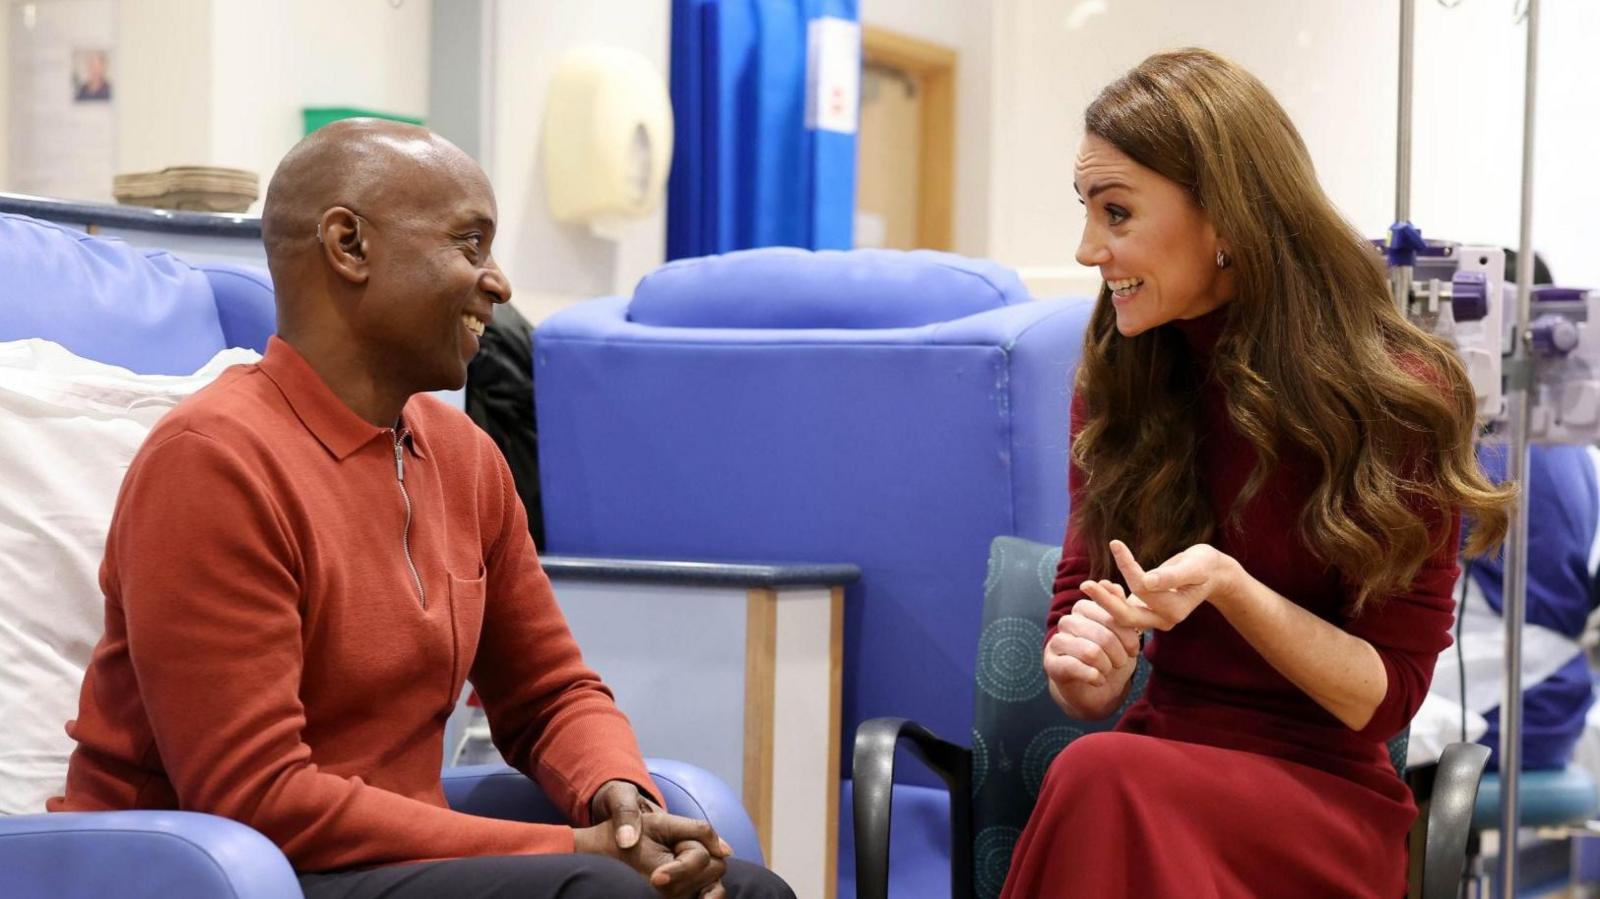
[542,45,674,235]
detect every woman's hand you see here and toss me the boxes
[1098,539,1392,732]
[1092,539,1243,632]
[1043,582,1143,720]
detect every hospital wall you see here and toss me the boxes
[0,5,9,191]
[203,0,431,190]
[2,0,1596,306]
[9,0,433,204]
[486,0,672,324]
[989,0,1600,295]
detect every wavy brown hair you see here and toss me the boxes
[1071,48,1512,613]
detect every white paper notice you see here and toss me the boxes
[805,17,860,135]
[854,210,886,248]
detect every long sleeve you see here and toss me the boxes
[1334,357,1467,740]
[1047,390,1093,636]
[107,430,580,871]
[1340,360,1465,741]
[1344,506,1462,740]
[469,449,662,824]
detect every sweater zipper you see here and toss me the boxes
[392,429,426,609]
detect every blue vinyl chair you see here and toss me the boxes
[0,211,761,898]
[533,247,1094,895]
[534,250,1093,765]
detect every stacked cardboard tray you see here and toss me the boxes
[113,166,259,213]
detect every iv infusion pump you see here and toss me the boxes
[1400,242,1599,445]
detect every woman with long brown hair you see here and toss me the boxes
[1003,49,1512,897]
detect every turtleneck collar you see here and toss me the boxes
[1168,301,1233,357]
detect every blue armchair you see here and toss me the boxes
[0,210,761,897]
[535,247,1094,789]
[535,247,1093,895]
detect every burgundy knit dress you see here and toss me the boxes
[1000,307,1460,898]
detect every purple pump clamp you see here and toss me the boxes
[1532,286,1587,303]
[1529,313,1580,357]
[1450,270,1489,322]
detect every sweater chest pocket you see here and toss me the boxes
[447,569,487,693]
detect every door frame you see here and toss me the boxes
[860,26,956,251]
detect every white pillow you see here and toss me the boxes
[0,339,260,815]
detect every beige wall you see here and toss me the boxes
[0,4,10,190]
[116,0,430,210]
[6,0,121,199]
[16,1,1593,287]
[209,0,431,211]
[116,0,212,175]
[986,0,1600,296]
[488,0,671,324]
[8,0,429,206]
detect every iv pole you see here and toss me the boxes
[1392,0,1539,892]
[1392,0,1416,316]
[1499,0,1540,890]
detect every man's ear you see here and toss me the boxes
[317,207,370,285]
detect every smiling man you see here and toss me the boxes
[49,119,793,899]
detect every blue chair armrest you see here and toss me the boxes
[0,810,301,899]
[645,758,764,867]
[441,760,764,867]
[441,763,567,823]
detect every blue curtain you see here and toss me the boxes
[667,0,858,259]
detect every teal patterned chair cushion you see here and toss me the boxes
[969,536,1148,899]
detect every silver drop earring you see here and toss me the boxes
[1216,249,1231,269]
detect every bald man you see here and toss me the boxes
[50,120,793,899]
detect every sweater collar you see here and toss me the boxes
[1169,301,1232,357]
[259,335,430,462]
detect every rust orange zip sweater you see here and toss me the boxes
[49,336,660,872]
